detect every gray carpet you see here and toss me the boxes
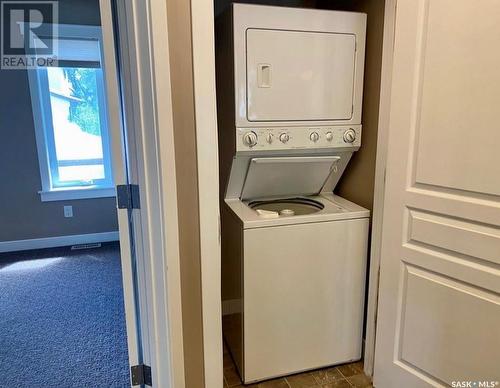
[0,242,130,387]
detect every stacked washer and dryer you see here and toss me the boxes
[216,4,369,384]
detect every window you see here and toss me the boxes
[28,24,114,201]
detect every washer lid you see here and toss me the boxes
[240,156,340,200]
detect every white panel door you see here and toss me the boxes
[246,29,356,122]
[374,1,500,387]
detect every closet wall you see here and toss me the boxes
[166,1,205,387]
[320,0,386,212]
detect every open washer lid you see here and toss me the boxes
[240,156,341,200]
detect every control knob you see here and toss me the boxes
[309,132,320,142]
[343,129,356,143]
[243,131,258,147]
[266,133,274,144]
[325,131,333,142]
[279,133,290,143]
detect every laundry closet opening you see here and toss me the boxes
[213,0,386,386]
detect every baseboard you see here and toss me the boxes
[222,298,242,316]
[0,232,120,253]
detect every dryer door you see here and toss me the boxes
[246,28,356,122]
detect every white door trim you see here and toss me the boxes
[99,0,142,376]
[363,0,397,377]
[109,0,185,386]
[146,0,186,385]
[0,232,119,253]
[190,0,223,387]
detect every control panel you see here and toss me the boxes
[236,126,362,151]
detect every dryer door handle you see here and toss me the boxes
[257,63,272,88]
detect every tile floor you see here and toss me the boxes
[223,342,373,388]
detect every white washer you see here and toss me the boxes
[222,184,369,383]
[216,4,368,383]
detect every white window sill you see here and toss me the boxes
[39,187,116,202]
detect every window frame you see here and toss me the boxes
[28,23,115,202]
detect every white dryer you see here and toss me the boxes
[216,4,368,383]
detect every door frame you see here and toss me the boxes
[181,0,398,385]
[190,0,224,387]
[363,0,397,377]
[100,0,185,386]
[99,0,141,376]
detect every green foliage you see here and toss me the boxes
[63,68,101,136]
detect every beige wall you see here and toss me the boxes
[319,0,386,211]
[166,0,205,386]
